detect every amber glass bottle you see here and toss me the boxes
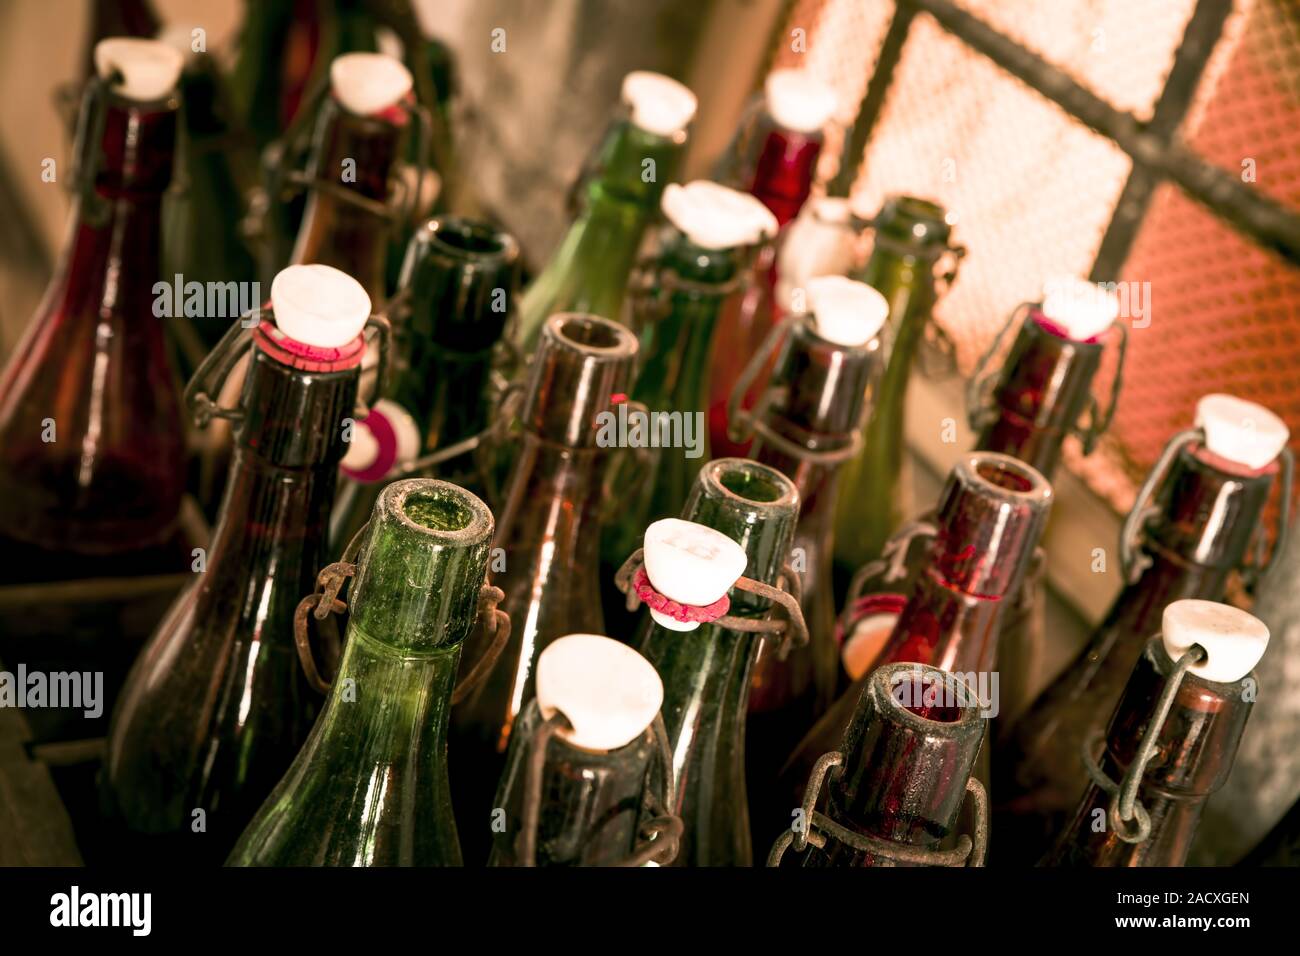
[450,314,637,858]
[103,264,373,862]
[998,395,1288,860]
[742,281,887,812]
[0,40,187,579]
[1046,600,1267,867]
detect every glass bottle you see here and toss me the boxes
[997,394,1289,859]
[599,180,776,633]
[775,662,986,867]
[515,71,698,351]
[831,197,960,585]
[228,478,494,866]
[776,451,1052,825]
[489,633,677,867]
[450,314,637,856]
[0,39,187,581]
[332,216,520,549]
[637,459,801,866]
[742,280,888,809]
[102,264,375,862]
[284,51,414,302]
[969,277,1125,722]
[706,69,836,460]
[1045,600,1267,867]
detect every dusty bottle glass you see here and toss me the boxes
[969,278,1125,722]
[332,216,520,549]
[776,452,1052,821]
[776,662,986,867]
[1045,600,1267,867]
[516,72,697,350]
[102,264,373,862]
[742,286,887,807]
[599,181,776,633]
[450,314,637,855]
[831,197,961,584]
[707,69,836,459]
[489,633,677,867]
[637,458,801,866]
[228,479,494,866]
[0,41,187,580]
[998,395,1289,859]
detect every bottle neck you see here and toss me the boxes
[824,667,984,864]
[976,314,1102,480]
[493,706,655,866]
[748,124,822,228]
[292,101,404,300]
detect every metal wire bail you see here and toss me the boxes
[1118,426,1202,583]
[613,548,810,660]
[183,314,258,427]
[767,750,988,866]
[1080,644,1206,846]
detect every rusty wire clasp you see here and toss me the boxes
[516,708,682,867]
[725,314,872,466]
[1080,644,1206,845]
[767,750,988,867]
[1118,426,1293,590]
[613,547,808,661]
[293,521,511,699]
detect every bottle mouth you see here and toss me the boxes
[962,452,1052,503]
[423,216,520,264]
[871,662,985,729]
[546,313,638,358]
[385,478,493,545]
[702,458,800,511]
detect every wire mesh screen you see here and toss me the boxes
[774,0,1300,511]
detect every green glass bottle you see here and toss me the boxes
[600,180,777,630]
[489,633,677,867]
[228,478,494,866]
[515,71,698,350]
[635,459,800,866]
[832,197,959,584]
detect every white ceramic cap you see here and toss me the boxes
[340,399,422,474]
[1195,393,1289,471]
[642,518,747,632]
[806,276,889,347]
[536,634,664,751]
[1040,275,1120,341]
[661,181,779,250]
[1161,599,1269,684]
[270,264,372,348]
[622,71,698,137]
[764,68,838,133]
[94,38,184,102]
[841,613,901,682]
[776,197,858,311]
[330,52,414,116]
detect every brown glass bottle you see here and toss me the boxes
[0,64,186,579]
[788,662,986,867]
[102,284,367,862]
[998,429,1281,859]
[775,452,1051,825]
[450,314,637,856]
[744,311,884,811]
[1046,629,1260,867]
